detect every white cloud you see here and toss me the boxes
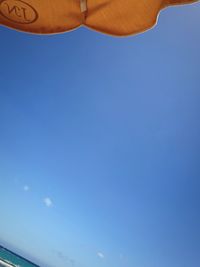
[44,197,53,207]
[97,252,105,259]
[23,185,30,192]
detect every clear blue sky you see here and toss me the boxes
[0,3,200,267]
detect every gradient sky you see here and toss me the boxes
[0,3,200,267]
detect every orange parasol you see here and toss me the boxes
[0,0,198,36]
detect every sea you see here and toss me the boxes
[0,246,40,267]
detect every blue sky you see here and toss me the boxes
[0,3,200,267]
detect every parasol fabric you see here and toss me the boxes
[0,0,198,36]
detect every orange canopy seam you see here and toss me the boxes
[80,0,87,13]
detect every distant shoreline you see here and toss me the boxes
[0,245,40,267]
[0,258,15,267]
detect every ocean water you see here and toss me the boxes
[0,246,39,267]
